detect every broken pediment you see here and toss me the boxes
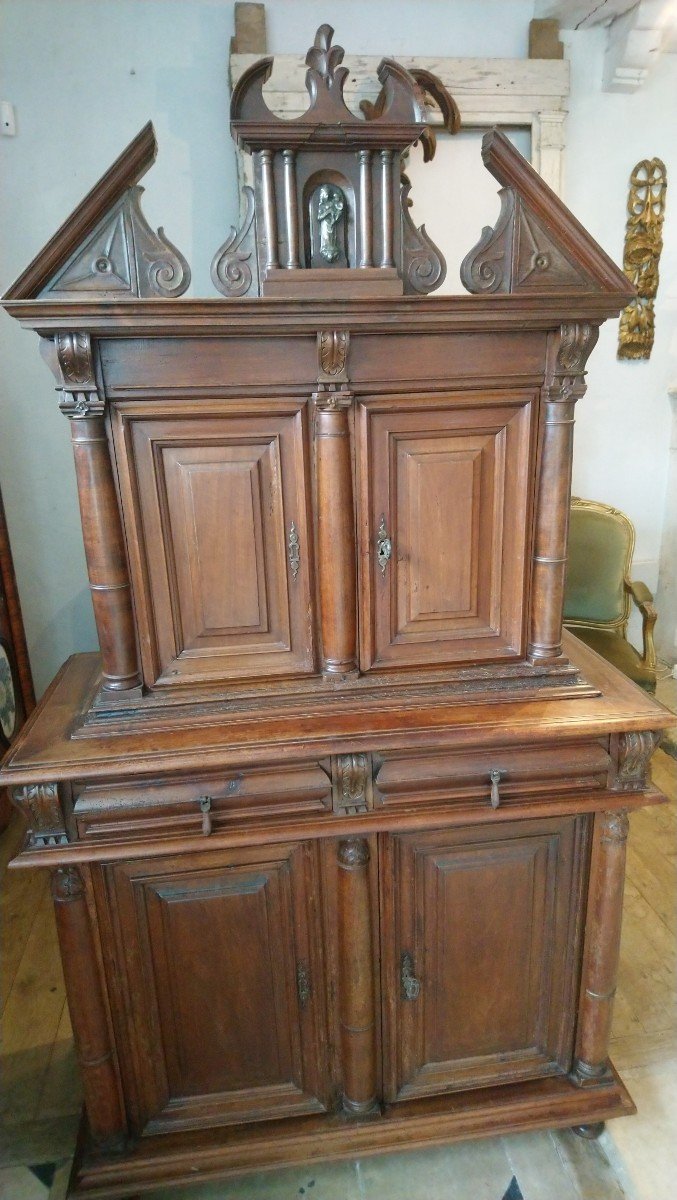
[461,129,634,300]
[4,123,191,302]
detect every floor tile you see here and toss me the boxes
[0,1115,78,1168]
[0,1164,51,1200]
[552,1129,630,1199]
[356,1138,514,1199]
[502,1131,580,1200]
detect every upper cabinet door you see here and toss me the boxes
[112,401,315,688]
[356,392,535,672]
[381,815,588,1104]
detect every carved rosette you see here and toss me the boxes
[13,782,67,847]
[211,186,259,298]
[333,752,372,815]
[54,332,104,419]
[611,730,661,792]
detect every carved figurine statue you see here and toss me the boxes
[316,184,345,262]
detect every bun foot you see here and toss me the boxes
[571,1121,605,1140]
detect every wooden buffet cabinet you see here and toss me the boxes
[2,25,673,1199]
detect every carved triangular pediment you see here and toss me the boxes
[43,207,134,297]
[461,130,634,301]
[3,123,191,301]
[39,186,190,300]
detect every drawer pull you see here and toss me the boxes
[198,795,213,835]
[400,951,420,1001]
[377,515,392,575]
[489,770,502,809]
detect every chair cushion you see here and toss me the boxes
[564,506,630,623]
[566,626,656,691]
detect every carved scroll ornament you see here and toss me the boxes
[211,185,259,298]
[618,158,667,360]
[400,181,446,295]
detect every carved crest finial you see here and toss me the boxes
[305,24,347,89]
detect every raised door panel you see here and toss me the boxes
[98,842,329,1135]
[357,393,535,670]
[381,816,587,1102]
[111,402,315,687]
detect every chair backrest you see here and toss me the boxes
[563,497,634,628]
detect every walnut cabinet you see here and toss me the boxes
[1,22,674,1200]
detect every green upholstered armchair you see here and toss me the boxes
[563,497,658,693]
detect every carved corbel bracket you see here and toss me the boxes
[13,782,68,848]
[313,330,352,410]
[40,332,104,419]
[316,329,350,385]
[332,752,374,815]
[610,730,661,792]
[546,321,600,404]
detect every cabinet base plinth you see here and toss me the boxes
[69,1064,634,1198]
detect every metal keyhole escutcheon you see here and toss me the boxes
[377,514,392,575]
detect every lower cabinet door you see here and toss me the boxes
[98,842,330,1135]
[381,815,589,1102]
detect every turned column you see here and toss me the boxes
[379,149,395,269]
[258,148,279,271]
[337,838,378,1114]
[49,333,141,691]
[572,809,629,1085]
[281,149,300,269]
[358,149,373,268]
[52,866,127,1149]
[528,322,599,665]
[313,331,357,675]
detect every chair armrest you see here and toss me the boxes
[624,578,657,671]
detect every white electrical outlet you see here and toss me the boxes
[1,101,17,136]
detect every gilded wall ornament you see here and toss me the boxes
[618,158,667,361]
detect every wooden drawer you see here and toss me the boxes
[374,740,611,811]
[74,762,332,842]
